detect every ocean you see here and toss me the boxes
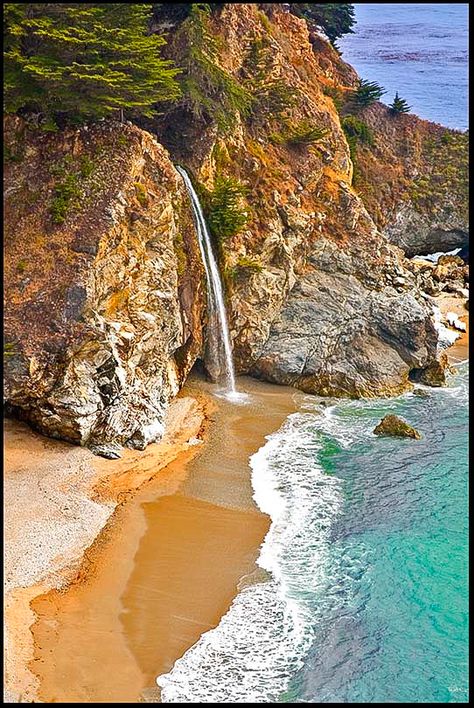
[338,3,468,131]
[157,364,468,703]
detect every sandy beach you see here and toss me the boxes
[3,393,208,703]
[434,293,469,364]
[25,376,304,703]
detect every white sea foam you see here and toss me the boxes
[157,364,469,702]
[157,413,344,702]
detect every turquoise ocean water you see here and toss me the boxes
[158,365,468,703]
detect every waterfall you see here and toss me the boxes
[176,166,237,394]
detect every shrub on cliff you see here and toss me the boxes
[351,79,386,109]
[3,3,180,125]
[289,4,356,45]
[174,4,252,132]
[341,115,374,183]
[242,36,298,122]
[199,176,249,242]
[341,116,374,147]
[270,120,329,146]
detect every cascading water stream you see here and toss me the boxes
[176,166,237,395]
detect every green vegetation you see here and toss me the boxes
[79,156,95,179]
[389,92,411,115]
[3,341,18,359]
[351,79,386,109]
[288,4,356,45]
[50,173,81,224]
[4,4,180,125]
[270,120,329,146]
[228,255,263,283]
[4,143,24,164]
[341,116,374,147]
[341,116,374,182]
[48,153,98,224]
[410,130,468,217]
[175,4,252,132]
[242,36,297,123]
[198,176,249,242]
[134,182,148,207]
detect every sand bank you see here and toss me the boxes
[3,394,207,703]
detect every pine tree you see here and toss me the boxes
[289,4,356,45]
[4,4,181,124]
[389,92,411,114]
[352,78,386,108]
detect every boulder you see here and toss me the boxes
[373,414,421,439]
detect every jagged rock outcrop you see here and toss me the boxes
[152,3,443,397]
[340,102,469,259]
[4,118,205,456]
[4,3,468,451]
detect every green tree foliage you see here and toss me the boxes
[389,92,411,114]
[289,4,356,45]
[174,4,252,131]
[341,115,374,147]
[199,176,249,242]
[271,119,329,146]
[351,78,386,108]
[341,115,374,182]
[4,4,180,124]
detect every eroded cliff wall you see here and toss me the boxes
[152,4,445,397]
[4,118,205,456]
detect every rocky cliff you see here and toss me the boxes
[151,4,451,396]
[4,3,468,453]
[4,117,205,457]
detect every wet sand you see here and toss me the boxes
[30,376,303,703]
[3,395,206,703]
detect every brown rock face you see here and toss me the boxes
[4,118,205,456]
[409,353,450,388]
[4,4,465,452]
[373,415,421,440]
[150,3,441,398]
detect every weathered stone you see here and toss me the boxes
[373,414,421,439]
[409,352,450,387]
[4,120,206,453]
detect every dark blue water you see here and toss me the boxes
[338,3,468,130]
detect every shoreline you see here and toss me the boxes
[433,293,469,365]
[3,298,468,703]
[16,376,303,703]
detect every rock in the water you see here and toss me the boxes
[373,414,421,439]
[413,387,430,397]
